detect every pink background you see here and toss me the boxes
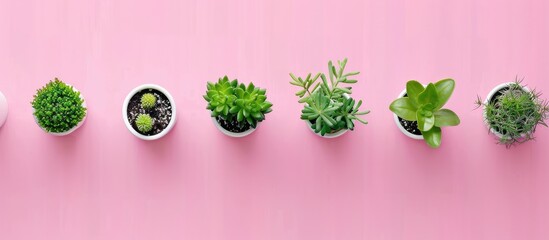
[1,0,549,239]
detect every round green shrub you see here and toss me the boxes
[136,113,154,133]
[141,93,157,109]
[31,78,86,133]
[482,81,549,147]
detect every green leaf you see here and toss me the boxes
[406,80,424,107]
[423,127,442,148]
[328,61,335,83]
[417,113,435,132]
[434,109,460,127]
[237,110,244,122]
[417,83,439,108]
[434,78,455,109]
[389,97,417,121]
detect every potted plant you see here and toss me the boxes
[123,84,177,140]
[203,76,273,137]
[0,90,7,128]
[389,79,460,148]
[289,58,369,138]
[31,78,87,136]
[475,79,549,147]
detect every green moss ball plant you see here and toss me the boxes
[31,78,87,135]
[204,76,273,137]
[476,79,549,147]
[141,93,157,109]
[135,113,154,133]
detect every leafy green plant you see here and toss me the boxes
[31,78,87,133]
[136,113,154,133]
[141,93,156,109]
[203,76,273,129]
[475,80,549,147]
[389,79,460,148]
[290,58,369,136]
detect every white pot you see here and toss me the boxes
[483,82,530,139]
[393,88,423,140]
[33,85,87,136]
[0,90,7,128]
[211,117,257,137]
[123,84,177,140]
[305,120,348,138]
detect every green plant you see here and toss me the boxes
[290,58,369,136]
[203,76,273,128]
[31,78,87,133]
[389,79,460,148]
[475,80,549,147]
[141,93,156,109]
[136,113,154,133]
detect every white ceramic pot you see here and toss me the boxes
[211,117,257,137]
[0,90,7,128]
[393,88,423,140]
[483,82,530,139]
[33,85,87,136]
[305,120,348,138]
[123,84,177,140]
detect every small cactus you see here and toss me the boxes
[141,93,157,109]
[136,113,154,133]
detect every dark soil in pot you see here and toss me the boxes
[398,117,422,135]
[127,89,173,136]
[399,93,422,136]
[216,116,253,133]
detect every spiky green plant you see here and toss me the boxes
[31,78,87,133]
[389,79,460,148]
[475,80,549,147]
[203,76,273,128]
[141,93,157,109]
[135,113,154,133]
[290,58,369,136]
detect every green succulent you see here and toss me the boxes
[290,58,369,136]
[203,76,273,128]
[389,79,460,148]
[475,80,549,147]
[141,93,157,109]
[135,113,154,133]
[31,78,87,133]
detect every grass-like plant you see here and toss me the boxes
[475,80,549,147]
[141,93,156,109]
[290,58,369,136]
[390,79,460,148]
[203,76,273,129]
[136,113,154,133]
[31,78,86,133]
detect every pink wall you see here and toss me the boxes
[1,0,549,239]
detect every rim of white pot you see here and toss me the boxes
[0,90,7,128]
[33,85,87,136]
[305,120,348,138]
[211,116,257,137]
[483,82,530,139]
[393,88,424,140]
[122,84,177,141]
